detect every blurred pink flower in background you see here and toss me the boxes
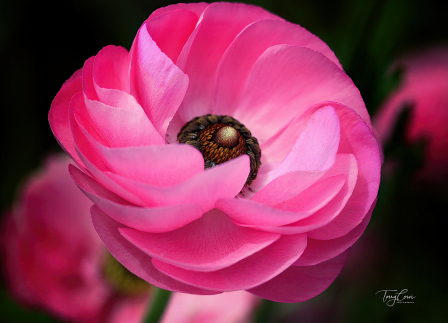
[374,46,448,181]
[49,2,381,302]
[1,155,258,323]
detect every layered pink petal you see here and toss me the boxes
[49,69,85,168]
[308,105,381,239]
[251,170,326,207]
[91,205,219,295]
[69,165,203,233]
[233,45,368,144]
[214,18,341,117]
[293,203,373,266]
[174,2,281,123]
[256,106,340,186]
[248,250,349,302]
[146,9,200,64]
[69,115,145,205]
[148,2,209,20]
[93,45,130,94]
[96,144,204,186]
[152,233,307,291]
[83,97,164,147]
[106,155,250,210]
[218,153,357,230]
[216,198,315,228]
[82,57,98,101]
[69,92,109,170]
[129,23,188,138]
[260,105,316,164]
[261,154,358,235]
[119,208,280,272]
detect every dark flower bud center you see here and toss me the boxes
[214,126,239,148]
[177,114,261,187]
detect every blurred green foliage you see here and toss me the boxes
[0,0,447,322]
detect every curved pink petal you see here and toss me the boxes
[256,106,340,186]
[248,249,349,302]
[106,155,250,210]
[293,202,374,266]
[308,105,381,239]
[82,56,98,101]
[97,144,204,186]
[216,198,314,228]
[262,153,359,235]
[274,175,345,213]
[69,165,203,233]
[129,23,188,139]
[174,2,281,123]
[234,45,368,144]
[93,45,130,94]
[219,153,357,230]
[83,96,164,147]
[148,2,209,20]
[260,104,316,164]
[214,18,341,117]
[70,114,146,206]
[152,233,307,291]
[69,92,109,170]
[146,9,200,64]
[91,205,218,295]
[251,170,326,207]
[119,208,280,272]
[75,149,143,207]
[49,69,85,168]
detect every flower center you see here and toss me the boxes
[177,114,261,186]
[102,252,151,295]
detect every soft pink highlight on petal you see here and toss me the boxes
[129,24,188,138]
[234,46,368,144]
[258,106,340,186]
[93,45,131,93]
[106,155,250,210]
[263,154,359,235]
[146,9,200,64]
[248,250,349,302]
[91,205,219,295]
[97,144,204,186]
[214,18,341,117]
[251,170,326,206]
[83,96,164,147]
[82,57,99,101]
[69,92,109,171]
[152,234,307,291]
[216,198,313,227]
[69,165,203,232]
[119,208,280,272]
[174,2,281,123]
[309,105,380,239]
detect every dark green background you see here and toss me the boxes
[1,0,447,322]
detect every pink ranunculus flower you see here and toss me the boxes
[374,46,448,181]
[49,2,381,302]
[1,155,259,323]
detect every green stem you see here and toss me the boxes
[143,288,172,323]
